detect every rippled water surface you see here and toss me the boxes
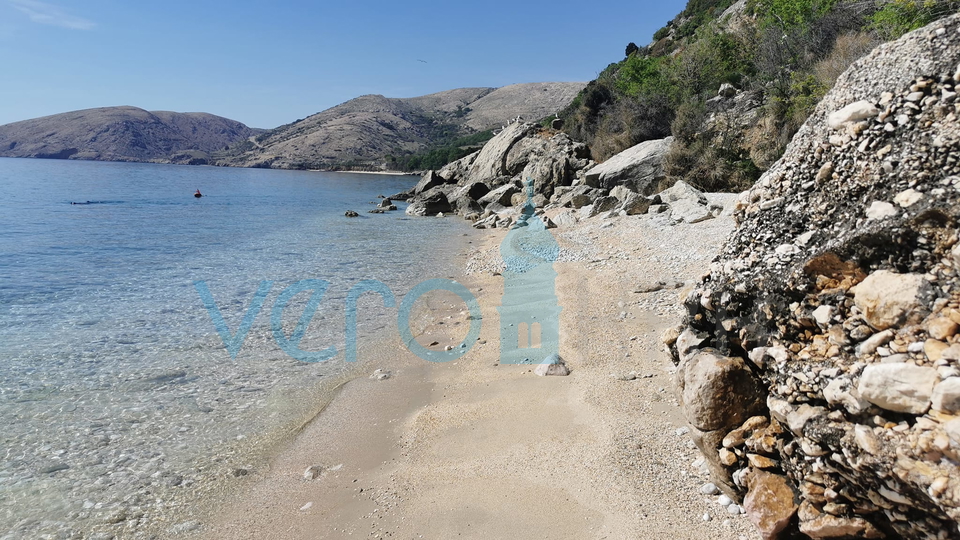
[0,158,465,537]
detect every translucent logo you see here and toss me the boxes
[195,177,561,366]
[497,177,561,364]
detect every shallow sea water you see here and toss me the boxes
[0,158,466,538]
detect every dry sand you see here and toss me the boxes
[201,200,762,540]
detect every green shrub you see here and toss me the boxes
[869,0,958,40]
[615,55,667,97]
[756,0,838,29]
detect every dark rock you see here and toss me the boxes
[405,186,452,216]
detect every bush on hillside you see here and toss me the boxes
[559,0,960,192]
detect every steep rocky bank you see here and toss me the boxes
[669,15,960,540]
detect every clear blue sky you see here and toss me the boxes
[0,0,687,129]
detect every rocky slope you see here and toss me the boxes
[216,82,585,170]
[395,118,721,232]
[0,107,258,165]
[668,15,960,540]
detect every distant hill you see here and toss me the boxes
[0,107,259,165]
[216,82,586,170]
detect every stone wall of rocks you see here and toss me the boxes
[398,123,721,229]
[668,16,960,540]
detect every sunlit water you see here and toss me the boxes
[0,158,466,538]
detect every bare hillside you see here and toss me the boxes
[218,82,586,170]
[0,107,257,164]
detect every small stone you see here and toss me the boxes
[344,210,359,217]
[857,329,894,356]
[929,317,959,340]
[854,425,881,454]
[865,201,897,220]
[678,350,765,432]
[816,162,834,184]
[894,188,923,207]
[719,448,738,466]
[727,504,743,515]
[744,471,799,540]
[925,339,950,361]
[812,305,834,327]
[799,515,883,539]
[930,477,950,498]
[853,271,930,330]
[906,91,924,102]
[303,465,323,480]
[827,101,879,129]
[858,363,940,414]
[718,494,733,507]
[747,454,778,469]
[701,483,721,496]
[167,521,202,535]
[661,327,680,346]
[370,369,392,380]
[932,378,960,413]
[38,463,69,474]
[534,354,569,376]
[299,501,313,511]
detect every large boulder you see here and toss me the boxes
[582,137,672,193]
[555,185,600,209]
[669,15,960,539]
[657,180,719,224]
[437,150,480,183]
[677,349,766,432]
[413,170,447,195]
[405,186,452,216]
[478,183,519,207]
[465,123,538,184]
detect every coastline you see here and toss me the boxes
[308,169,418,176]
[200,199,763,539]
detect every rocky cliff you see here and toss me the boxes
[669,15,960,540]
[216,82,585,170]
[0,107,257,165]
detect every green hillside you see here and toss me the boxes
[559,0,960,192]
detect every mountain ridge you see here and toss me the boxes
[0,82,585,170]
[0,106,259,165]
[215,82,586,170]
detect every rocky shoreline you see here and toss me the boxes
[377,14,960,540]
[668,15,960,540]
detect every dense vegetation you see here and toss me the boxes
[559,0,960,192]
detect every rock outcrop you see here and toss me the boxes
[403,124,721,228]
[582,137,672,192]
[670,16,960,540]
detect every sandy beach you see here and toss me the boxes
[200,199,762,539]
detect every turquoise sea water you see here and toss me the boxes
[0,158,466,537]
